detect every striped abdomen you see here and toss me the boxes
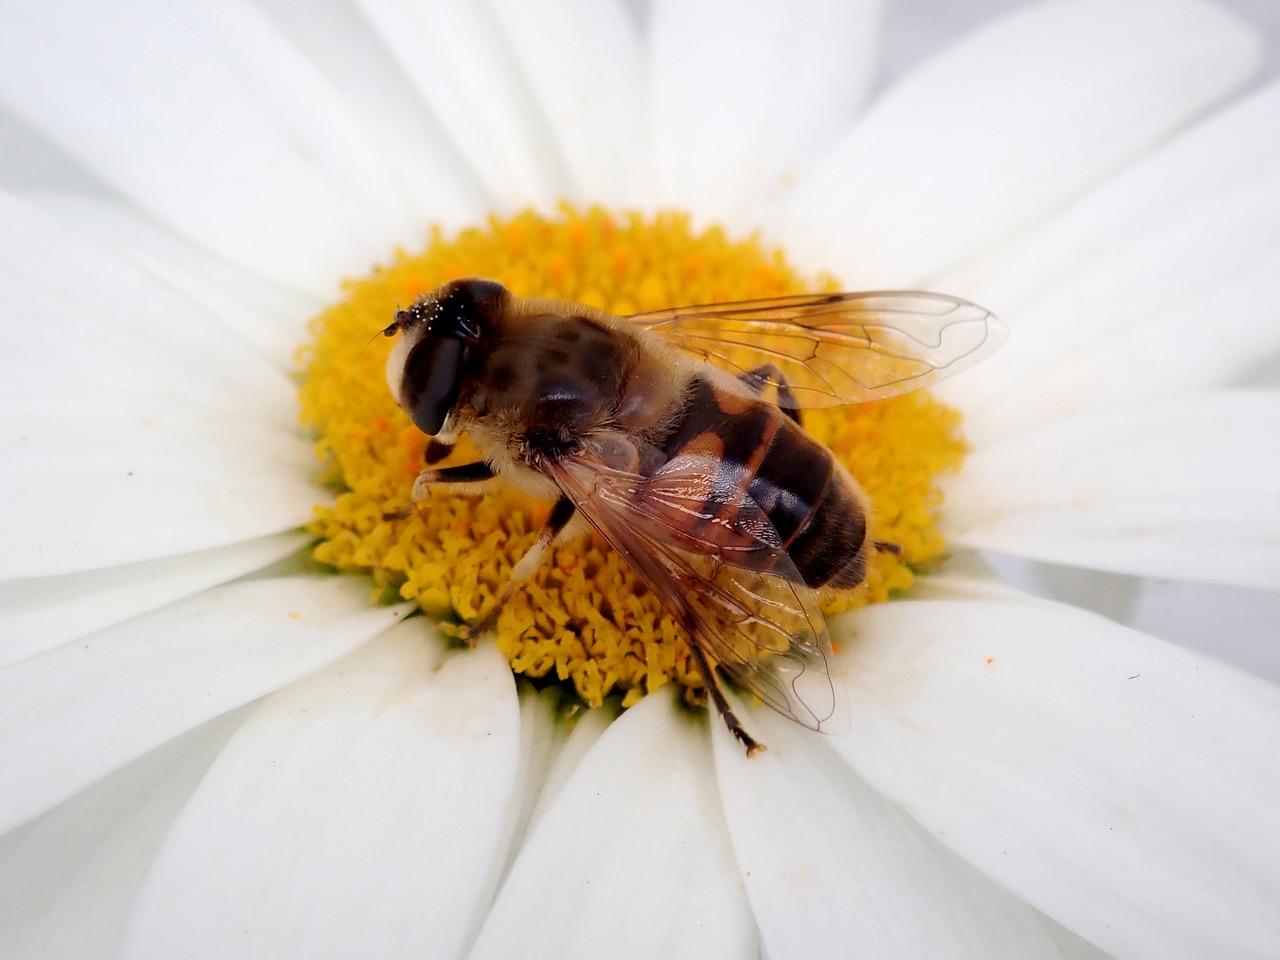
[657,376,867,589]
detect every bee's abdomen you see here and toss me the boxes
[753,425,866,590]
[660,377,866,589]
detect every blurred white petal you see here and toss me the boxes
[944,391,1280,588]
[0,713,246,960]
[352,0,572,210]
[32,193,322,370]
[0,191,296,423]
[499,685,569,867]
[0,533,306,666]
[831,598,1280,960]
[784,0,1259,286]
[523,698,615,835]
[491,0,646,206]
[118,624,521,960]
[713,709,1065,959]
[468,690,757,960]
[0,387,318,579]
[649,0,883,231]
[944,79,1280,441]
[0,0,424,294]
[0,577,407,833]
[249,0,491,228]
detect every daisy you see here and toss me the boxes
[1,2,1279,960]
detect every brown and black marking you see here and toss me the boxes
[738,362,803,424]
[654,374,868,590]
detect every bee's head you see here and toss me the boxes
[383,278,507,436]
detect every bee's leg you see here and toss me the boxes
[381,461,496,520]
[873,540,902,556]
[412,462,495,498]
[739,364,801,425]
[463,496,576,644]
[687,642,766,757]
[423,438,456,464]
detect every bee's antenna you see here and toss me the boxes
[360,302,406,357]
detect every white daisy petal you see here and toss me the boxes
[943,391,1280,588]
[501,685,569,862]
[649,0,882,231]
[0,388,318,579]
[118,624,521,960]
[944,79,1280,441]
[0,532,307,667]
[784,0,1260,287]
[490,0,645,205]
[352,0,572,210]
[830,598,1280,960]
[712,709,1065,959]
[0,576,408,834]
[0,0,420,294]
[33,193,323,371]
[1,193,312,581]
[245,0,491,228]
[0,712,246,960]
[523,699,616,835]
[468,690,757,960]
[0,191,296,424]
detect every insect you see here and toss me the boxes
[383,278,1005,755]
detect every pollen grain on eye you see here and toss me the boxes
[296,205,965,710]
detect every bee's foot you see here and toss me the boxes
[463,608,500,646]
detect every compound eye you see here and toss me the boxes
[404,336,465,436]
[457,278,507,311]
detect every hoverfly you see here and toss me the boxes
[383,279,1004,754]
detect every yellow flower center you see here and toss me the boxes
[297,205,964,709]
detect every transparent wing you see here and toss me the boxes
[545,433,849,734]
[629,291,1006,408]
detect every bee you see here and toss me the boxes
[383,278,1005,755]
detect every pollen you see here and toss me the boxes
[297,205,965,710]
